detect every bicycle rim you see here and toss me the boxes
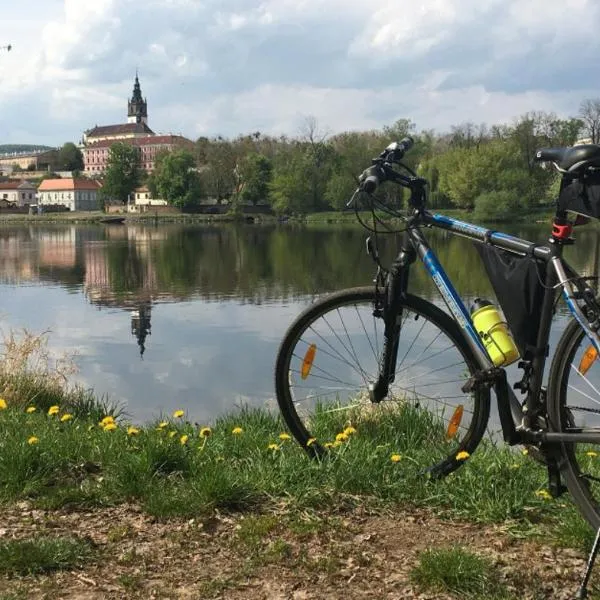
[548,319,600,528]
[275,287,490,476]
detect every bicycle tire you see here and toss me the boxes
[274,287,491,477]
[548,318,600,528]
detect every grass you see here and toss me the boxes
[0,329,596,560]
[410,546,514,599]
[0,536,93,576]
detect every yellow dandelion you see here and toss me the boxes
[48,405,59,416]
[173,409,185,419]
[199,427,212,438]
[157,421,168,430]
[324,442,334,449]
[306,438,317,447]
[60,414,73,423]
[232,427,243,435]
[390,454,402,463]
[344,426,357,435]
[0,398,7,410]
[456,451,470,461]
[168,431,177,438]
[279,433,291,441]
[535,489,552,500]
[100,416,114,426]
[103,422,117,432]
[522,448,529,456]
[335,432,349,443]
[267,443,280,451]
[180,434,189,445]
[587,451,598,457]
[127,426,140,436]
[26,406,36,414]
[27,436,39,445]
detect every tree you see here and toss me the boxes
[57,142,84,171]
[580,99,600,144]
[100,143,140,203]
[239,153,272,205]
[148,149,202,209]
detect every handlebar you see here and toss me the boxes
[352,137,427,211]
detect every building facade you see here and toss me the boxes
[0,181,37,206]
[82,74,194,175]
[0,150,59,173]
[38,178,101,211]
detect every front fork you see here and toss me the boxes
[368,235,416,403]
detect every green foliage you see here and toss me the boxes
[473,190,521,222]
[100,142,140,203]
[148,149,202,209]
[57,142,84,171]
[239,153,272,205]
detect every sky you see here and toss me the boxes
[1,0,600,147]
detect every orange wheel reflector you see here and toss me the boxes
[301,344,317,380]
[579,345,598,376]
[446,404,464,440]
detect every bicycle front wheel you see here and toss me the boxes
[548,319,600,528]
[274,287,490,476]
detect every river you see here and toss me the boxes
[0,220,598,424]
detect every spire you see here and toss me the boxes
[128,72,148,124]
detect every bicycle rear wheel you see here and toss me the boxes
[548,319,600,528]
[274,287,490,477]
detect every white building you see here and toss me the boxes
[37,178,101,211]
[0,180,37,206]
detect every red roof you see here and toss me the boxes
[38,178,102,192]
[0,181,22,190]
[85,135,194,150]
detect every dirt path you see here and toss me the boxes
[0,503,591,599]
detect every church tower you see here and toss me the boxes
[127,73,148,125]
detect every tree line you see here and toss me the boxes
[98,99,600,219]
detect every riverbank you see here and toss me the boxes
[0,347,598,598]
[0,206,561,226]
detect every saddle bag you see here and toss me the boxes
[558,169,600,219]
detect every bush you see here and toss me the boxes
[473,190,521,222]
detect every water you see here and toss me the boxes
[0,220,599,424]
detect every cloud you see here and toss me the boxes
[1,0,600,145]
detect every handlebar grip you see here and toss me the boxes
[360,165,382,193]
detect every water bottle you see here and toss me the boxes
[470,298,520,367]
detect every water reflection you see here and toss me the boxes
[0,221,599,422]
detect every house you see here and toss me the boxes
[0,180,37,206]
[37,178,102,211]
[127,186,170,213]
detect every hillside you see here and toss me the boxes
[0,144,55,155]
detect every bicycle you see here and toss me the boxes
[274,136,600,532]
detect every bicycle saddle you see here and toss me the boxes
[534,144,600,173]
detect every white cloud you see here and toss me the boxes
[1,0,600,145]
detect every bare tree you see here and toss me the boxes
[299,115,330,148]
[579,99,600,144]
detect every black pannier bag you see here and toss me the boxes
[558,168,600,219]
[475,244,544,359]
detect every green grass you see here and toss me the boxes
[0,536,93,576]
[411,546,514,599]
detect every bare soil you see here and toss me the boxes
[0,502,592,599]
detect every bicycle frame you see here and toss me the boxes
[376,209,600,445]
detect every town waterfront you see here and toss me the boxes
[1,220,599,424]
